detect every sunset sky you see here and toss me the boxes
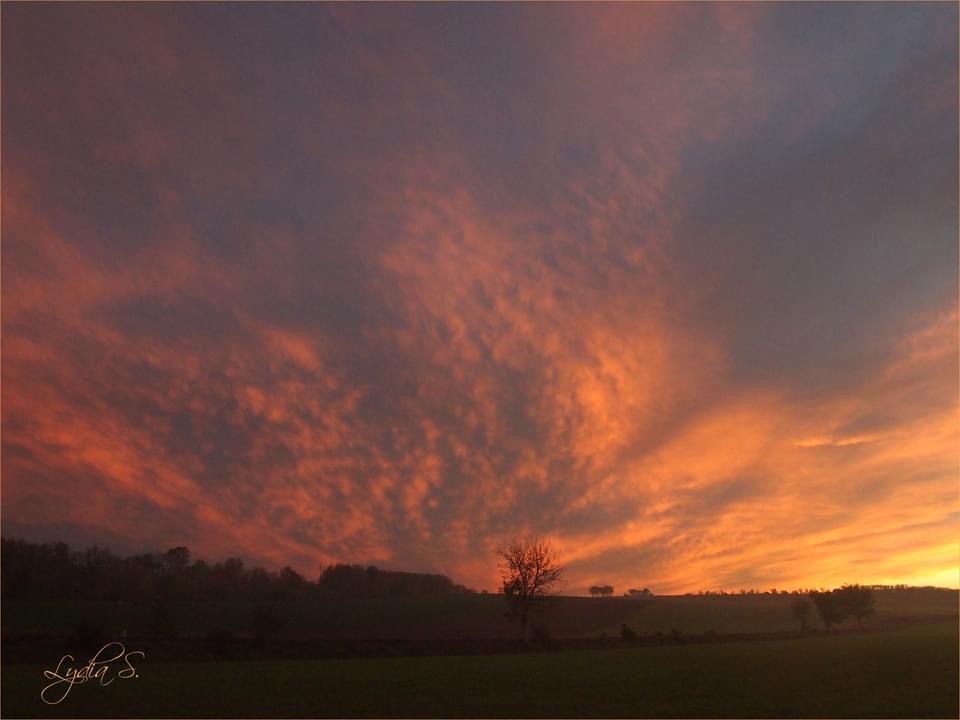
[3,3,957,594]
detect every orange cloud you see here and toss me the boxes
[3,3,956,595]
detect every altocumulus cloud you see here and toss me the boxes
[2,3,957,592]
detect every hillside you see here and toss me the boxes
[4,587,955,643]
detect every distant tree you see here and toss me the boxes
[497,537,563,642]
[620,623,638,642]
[212,558,246,597]
[318,563,456,598]
[600,584,614,597]
[809,585,876,630]
[626,588,652,597]
[810,590,848,630]
[279,566,308,598]
[0,536,472,609]
[791,596,812,631]
[838,584,875,627]
[161,546,190,573]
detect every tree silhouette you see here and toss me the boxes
[810,590,847,630]
[838,584,875,627]
[809,585,876,630]
[497,537,563,642]
[791,596,812,631]
[589,584,614,597]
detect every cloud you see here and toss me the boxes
[2,3,957,592]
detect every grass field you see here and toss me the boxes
[4,588,956,640]
[3,619,956,718]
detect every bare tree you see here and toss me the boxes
[497,537,563,642]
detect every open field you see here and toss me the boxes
[4,588,956,641]
[3,619,956,718]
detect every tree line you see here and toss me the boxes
[589,586,653,597]
[0,537,470,604]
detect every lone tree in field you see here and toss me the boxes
[497,537,563,642]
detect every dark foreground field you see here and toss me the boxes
[3,619,957,718]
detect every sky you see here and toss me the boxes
[2,3,958,594]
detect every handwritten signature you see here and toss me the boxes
[41,642,145,705]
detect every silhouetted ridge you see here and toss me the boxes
[0,537,471,604]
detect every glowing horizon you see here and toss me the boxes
[2,3,957,596]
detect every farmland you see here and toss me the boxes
[2,619,956,718]
[4,587,955,642]
[2,588,957,717]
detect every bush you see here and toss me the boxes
[620,623,637,643]
[810,590,847,629]
[838,585,875,627]
[810,586,875,630]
